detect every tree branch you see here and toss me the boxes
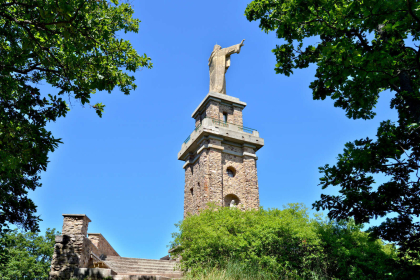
[407,0,420,25]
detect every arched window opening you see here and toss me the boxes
[226,167,236,178]
[224,194,240,207]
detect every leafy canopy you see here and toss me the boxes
[0,228,59,280]
[0,0,151,232]
[245,0,420,259]
[171,204,402,279]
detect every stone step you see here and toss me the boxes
[105,263,178,271]
[105,264,180,273]
[109,267,178,273]
[112,275,181,280]
[106,261,178,267]
[103,256,182,279]
[114,272,182,276]
[106,261,177,268]
[106,256,176,263]
[108,266,177,272]
[110,268,180,274]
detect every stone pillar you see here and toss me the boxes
[208,137,224,206]
[201,145,211,211]
[183,165,193,217]
[49,214,92,280]
[243,146,259,210]
[233,105,243,126]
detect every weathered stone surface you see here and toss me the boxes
[181,93,263,218]
[55,235,64,243]
[73,268,113,278]
[88,233,119,257]
[49,215,120,279]
[62,214,91,236]
[208,40,245,94]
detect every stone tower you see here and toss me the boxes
[178,91,264,217]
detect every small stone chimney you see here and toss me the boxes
[62,214,91,236]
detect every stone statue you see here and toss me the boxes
[230,199,237,208]
[208,40,245,94]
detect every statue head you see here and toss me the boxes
[213,44,222,51]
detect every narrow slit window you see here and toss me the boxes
[190,188,194,196]
[223,112,228,123]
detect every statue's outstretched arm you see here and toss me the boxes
[224,39,245,55]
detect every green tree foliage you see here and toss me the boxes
[0,228,59,279]
[171,204,403,279]
[245,0,420,259]
[0,0,152,232]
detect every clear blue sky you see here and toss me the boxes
[31,0,398,259]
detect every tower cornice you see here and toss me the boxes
[178,117,264,161]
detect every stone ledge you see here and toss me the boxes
[183,143,258,168]
[62,214,92,223]
[178,120,263,161]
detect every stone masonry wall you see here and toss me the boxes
[50,234,100,279]
[243,146,259,210]
[88,233,120,257]
[184,140,259,217]
[195,100,243,128]
[50,215,93,279]
[219,104,233,123]
[184,139,210,217]
[233,106,243,126]
[218,103,243,126]
[62,215,90,236]
[208,138,223,205]
[183,96,257,217]
[49,215,119,280]
[205,100,220,119]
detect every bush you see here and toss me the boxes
[183,259,277,280]
[171,203,407,279]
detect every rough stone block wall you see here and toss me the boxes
[50,235,101,279]
[205,100,219,119]
[184,140,210,217]
[208,138,223,205]
[49,215,119,279]
[243,147,259,210]
[184,140,259,217]
[50,235,80,279]
[219,104,233,122]
[233,106,243,126]
[62,215,89,236]
[88,233,120,257]
[199,99,243,126]
[221,147,245,207]
[50,215,94,279]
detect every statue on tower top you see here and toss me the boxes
[208,39,245,94]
